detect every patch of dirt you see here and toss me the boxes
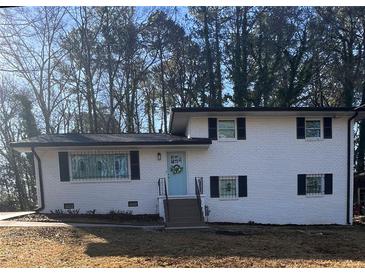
[1,224,365,267]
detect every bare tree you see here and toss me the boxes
[0,7,68,133]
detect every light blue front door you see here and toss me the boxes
[167,152,187,195]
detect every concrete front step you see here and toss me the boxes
[168,217,202,223]
[166,223,206,228]
[166,217,205,226]
[165,225,210,230]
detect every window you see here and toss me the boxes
[71,152,129,180]
[306,174,324,195]
[218,120,236,139]
[219,176,237,198]
[305,120,321,138]
[64,203,74,209]
[128,201,138,207]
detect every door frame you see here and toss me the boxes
[166,151,188,196]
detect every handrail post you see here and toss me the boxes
[158,179,161,196]
[163,178,169,223]
[195,177,204,222]
[158,178,169,223]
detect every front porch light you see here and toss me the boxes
[157,152,161,161]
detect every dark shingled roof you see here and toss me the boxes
[10,133,212,148]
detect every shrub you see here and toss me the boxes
[50,209,64,215]
[66,209,80,215]
[86,209,96,215]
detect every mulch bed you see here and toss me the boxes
[9,213,164,226]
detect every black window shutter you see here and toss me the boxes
[324,174,333,194]
[130,151,140,180]
[210,176,219,198]
[297,174,306,195]
[323,117,332,139]
[297,117,305,139]
[208,118,217,140]
[58,152,70,182]
[238,176,247,197]
[237,118,246,140]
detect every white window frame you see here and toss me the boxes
[305,118,322,140]
[305,174,325,196]
[217,119,237,141]
[219,176,238,199]
[69,150,131,183]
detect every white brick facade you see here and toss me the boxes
[35,148,167,215]
[33,113,354,225]
[187,116,353,225]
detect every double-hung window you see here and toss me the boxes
[70,152,129,180]
[306,174,324,195]
[219,176,237,198]
[305,120,321,138]
[218,120,236,140]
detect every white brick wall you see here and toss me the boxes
[34,114,353,225]
[187,116,352,225]
[36,148,169,214]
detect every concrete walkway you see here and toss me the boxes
[0,220,164,229]
[0,211,35,220]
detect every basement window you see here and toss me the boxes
[64,203,74,209]
[128,201,138,207]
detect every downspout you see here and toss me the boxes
[31,147,45,211]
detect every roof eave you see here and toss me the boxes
[170,107,365,135]
[10,139,212,150]
[171,107,357,113]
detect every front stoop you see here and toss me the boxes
[164,198,205,228]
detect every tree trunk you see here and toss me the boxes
[214,9,223,106]
[203,7,216,107]
[241,8,249,106]
[158,36,168,133]
[233,7,244,107]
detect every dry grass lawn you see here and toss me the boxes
[1,224,365,267]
